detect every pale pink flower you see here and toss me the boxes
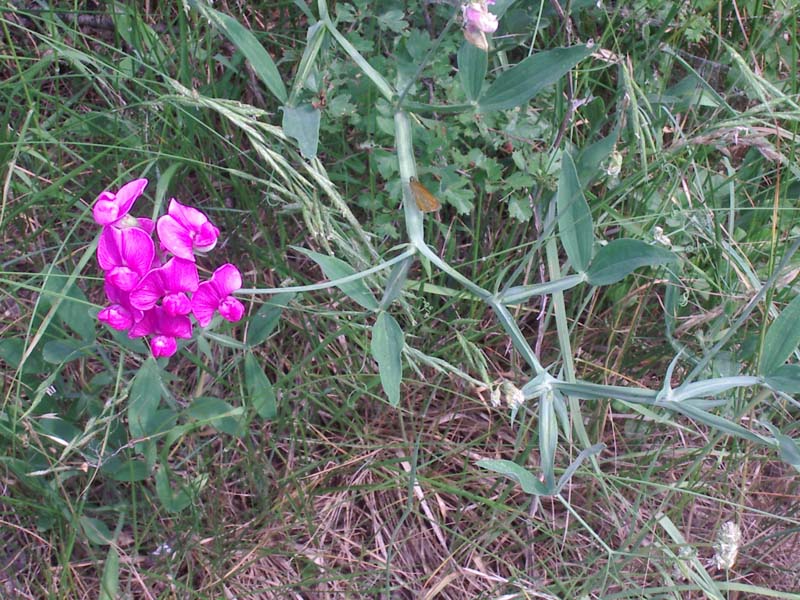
[463,2,498,34]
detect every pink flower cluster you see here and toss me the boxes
[94,178,244,358]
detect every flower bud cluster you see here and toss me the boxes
[94,178,244,358]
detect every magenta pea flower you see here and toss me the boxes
[97,226,155,292]
[129,306,193,358]
[93,178,148,227]
[192,264,245,327]
[98,280,143,330]
[157,199,220,261]
[98,304,136,331]
[130,257,199,316]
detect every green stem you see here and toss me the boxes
[324,16,395,102]
[238,246,417,295]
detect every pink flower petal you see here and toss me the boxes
[104,279,125,304]
[97,227,122,271]
[162,292,192,316]
[107,267,140,292]
[157,215,195,260]
[129,270,164,310]
[98,304,134,330]
[114,178,148,216]
[159,312,193,339]
[119,228,155,276]
[191,282,220,327]
[151,335,177,358]
[464,4,498,33]
[93,192,121,225]
[193,222,220,252]
[162,257,199,292]
[129,309,157,338]
[212,264,242,295]
[92,179,148,225]
[218,296,245,322]
[168,198,207,229]
[136,217,155,234]
[165,199,220,254]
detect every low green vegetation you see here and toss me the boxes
[1,1,799,598]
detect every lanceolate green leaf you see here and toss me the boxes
[586,239,677,286]
[557,152,594,273]
[478,44,592,112]
[295,247,379,310]
[760,294,800,375]
[40,267,96,341]
[576,125,620,186]
[187,397,245,436]
[476,459,549,495]
[190,2,287,103]
[764,364,800,394]
[539,392,557,491]
[457,41,487,102]
[246,292,295,347]
[245,352,277,419]
[370,312,404,407]
[128,357,162,439]
[99,546,120,600]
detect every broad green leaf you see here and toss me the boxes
[458,41,487,102]
[764,364,800,394]
[576,126,619,186]
[282,104,321,159]
[40,267,96,341]
[557,152,594,272]
[79,516,113,545]
[379,256,413,309]
[476,459,549,495]
[295,247,379,310]
[775,433,800,472]
[155,466,193,513]
[0,338,46,374]
[38,417,80,446]
[246,292,294,347]
[288,21,326,106]
[187,397,245,436]
[42,338,92,364]
[478,44,592,112]
[760,295,800,374]
[539,392,557,491]
[586,239,677,286]
[190,2,287,102]
[103,459,150,482]
[370,312,404,407]
[128,357,162,439]
[99,546,120,600]
[244,352,277,419]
